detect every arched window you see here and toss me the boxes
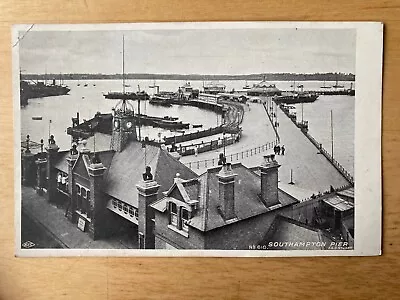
[81,189,87,214]
[76,184,82,211]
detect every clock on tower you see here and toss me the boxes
[110,102,137,152]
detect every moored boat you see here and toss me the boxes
[274,92,318,104]
[149,95,173,107]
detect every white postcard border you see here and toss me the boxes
[12,21,383,257]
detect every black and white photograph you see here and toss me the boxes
[14,22,382,256]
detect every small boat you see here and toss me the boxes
[153,120,190,130]
[93,84,96,87]
[332,77,344,89]
[124,84,131,87]
[149,96,172,107]
[320,80,331,89]
[274,92,318,104]
[192,124,203,128]
[84,83,88,87]
[32,116,43,120]
[243,80,251,89]
[163,116,179,121]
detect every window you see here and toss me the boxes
[167,203,190,237]
[112,199,118,208]
[181,208,189,231]
[76,184,82,211]
[57,172,68,192]
[118,201,122,211]
[123,204,128,214]
[81,189,87,214]
[129,206,134,217]
[170,202,178,226]
[134,209,138,219]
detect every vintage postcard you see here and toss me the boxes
[13,22,382,257]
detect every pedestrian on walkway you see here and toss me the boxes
[273,145,277,154]
[277,145,281,155]
[281,145,285,155]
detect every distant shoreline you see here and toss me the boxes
[21,72,355,82]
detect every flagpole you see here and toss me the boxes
[48,119,51,139]
[331,110,334,159]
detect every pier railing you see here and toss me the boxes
[277,103,354,185]
[305,132,354,185]
[183,141,277,170]
[262,103,280,143]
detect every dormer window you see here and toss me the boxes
[168,201,190,237]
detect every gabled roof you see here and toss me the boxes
[152,163,298,232]
[53,149,115,178]
[104,140,197,207]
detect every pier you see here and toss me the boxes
[183,99,352,197]
[268,101,352,192]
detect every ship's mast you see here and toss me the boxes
[122,35,125,94]
[331,110,334,159]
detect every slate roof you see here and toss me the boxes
[53,149,115,176]
[337,187,355,201]
[84,132,113,153]
[323,195,354,212]
[53,151,70,173]
[151,163,298,232]
[263,215,330,250]
[103,140,198,207]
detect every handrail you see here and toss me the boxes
[277,103,354,185]
[184,141,277,169]
[262,102,280,143]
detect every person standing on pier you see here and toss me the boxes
[277,145,281,155]
[281,145,285,155]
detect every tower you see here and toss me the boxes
[110,100,137,152]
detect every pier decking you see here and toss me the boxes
[183,100,351,197]
[271,103,351,193]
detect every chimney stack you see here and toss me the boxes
[216,163,237,220]
[136,166,160,249]
[260,154,281,207]
[46,135,60,203]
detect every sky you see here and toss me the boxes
[19,28,356,75]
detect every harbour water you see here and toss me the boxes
[20,79,354,175]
